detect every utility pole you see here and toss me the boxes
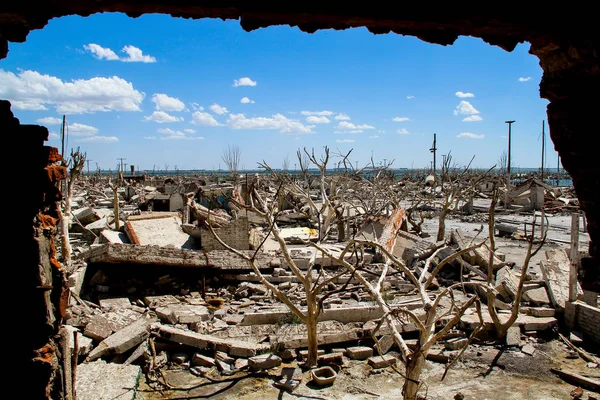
[557,154,561,187]
[60,115,66,161]
[505,120,515,178]
[429,133,437,177]
[541,120,545,183]
[86,159,93,175]
[117,158,126,173]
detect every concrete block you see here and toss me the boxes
[155,306,177,324]
[143,295,180,309]
[346,346,373,360]
[171,304,210,324]
[522,316,558,331]
[235,358,248,370]
[299,349,325,359]
[248,353,282,371]
[445,338,468,351]
[76,360,140,400]
[521,343,536,356]
[522,307,555,317]
[87,317,152,361]
[506,326,521,347]
[98,297,131,310]
[368,354,397,369]
[523,287,550,306]
[192,353,216,367]
[318,352,343,366]
[84,316,114,342]
[374,335,394,354]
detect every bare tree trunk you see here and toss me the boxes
[305,291,319,368]
[403,352,426,400]
[335,206,345,242]
[113,186,120,230]
[437,206,448,241]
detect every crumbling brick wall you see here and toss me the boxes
[200,216,249,251]
[565,300,600,344]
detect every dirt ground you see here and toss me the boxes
[135,339,599,400]
[132,209,597,400]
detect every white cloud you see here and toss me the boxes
[336,139,355,143]
[519,77,532,82]
[69,123,99,136]
[457,132,484,139]
[233,77,257,87]
[369,135,379,139]
[209,103,228,115]
[463,115,483,122]
[337,121,375,130]
[144,136,157,140]
[334,129,363,134]
[157,128,183,136]
[190,102,203,111]
[393,117,410,122]
[184,128,196,134]
[406,95,415,99]
[78,136,119,143]
[334,113,351,120]
[454,100,480,116]
[151,93,185,112]
[240,97,255,104]
[143,111,183,123]
[301,110,334,116]
[306,116,330,124]
[227,113,314,134]
[83,44,119,61]
[83,44,156,63]
[0,69,145,113]
[455,91,475,98]
[160,135,204,141]
[120,45,156,63]
[36,116,63,125]
[397,128,409,135]
[191,111,221,126]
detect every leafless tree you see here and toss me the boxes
[58,147,86,271]
[222,144,242,182]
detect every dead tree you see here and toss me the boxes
[58,147,85,271]
[305,236,486,400]
[206,169,353,368]
[483,180,546,341]
[222,144,241,183]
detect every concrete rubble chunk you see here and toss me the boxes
[374,335,394,354]
[368,354,397,369]
[346,346,373,360]
[540,249,583,310]
[64,325,93,356]
[522,286,551,306]
[124,214,193,248]
[506,326,522,347]
[155,324,268,357]
[445,337,468,351]
[76,360,140,400]
[86,316,153,361]
[521,343,536,356]
[234,358,248,370]
[192,353,216,367]
[143,294,180,309]
[98,297,131,310]
[495,266,520,301]
[248,353,282,371]
[73,207,101,225]
[318,352,343,366]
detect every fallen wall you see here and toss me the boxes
[565,300,600,345]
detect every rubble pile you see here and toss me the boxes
[56,171,597,397]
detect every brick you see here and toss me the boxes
[368,354,397,369]
[346,346,373,360]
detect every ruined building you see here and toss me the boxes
[1,5,598,399]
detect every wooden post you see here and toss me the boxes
[569,213,580,301]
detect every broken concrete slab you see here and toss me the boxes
[506,326,522,347]
[451,228,504,271]
[346,346,373,360]
[192,353,216,367]
[154,324,269,357]
[76,359,140,400]
[368,354,397,369]
[98,296,132,310]
[124,213,193,248]
[87,316,153,361]
[99,229,130,244]
[248,353,282,371]
[540,248,583,310]
[522,286,551,306]
[83,243,275,270]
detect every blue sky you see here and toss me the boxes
[1,13,556,172]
